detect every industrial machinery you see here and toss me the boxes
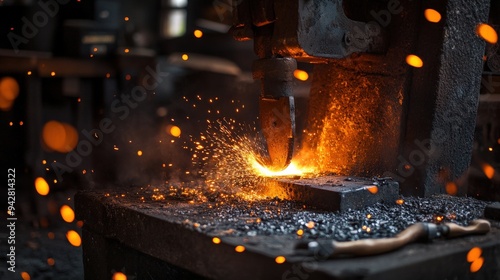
[233,0,490,199]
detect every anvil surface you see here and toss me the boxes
[76,185,500,280]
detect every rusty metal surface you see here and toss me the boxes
[76,188,499,280]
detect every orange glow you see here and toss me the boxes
[66,230,82,247]
[35,177,50,196]
[424,9,441,23]
[124,16,129,21]
[60,205,75,223]
[396,199,404,205]
[250,158,311,177]
[212,237,221,244]
[275,256,286,264]
[181,54,189,61]
[476,23,498,44]
[169,125,182,137]
[194,29,203,38]
[367,185,378,194]
[306,221,315,229]
[137,150,143,156]
[21,272,31,280]
[406,54,424,68]
[293,69,309,81]
[47,258,55,266]
[296,229,304,236]
[445,182,458,195]
[235,245,245,253]
[42,121,79,153]
[62,123,78,151]
[470,257,484,273]
[113,272,127,280]
[0,77,20,101]
[0,77,20,111]
[481,164,495,179]
[467,247,482,262]
[27,71,32,75]
[488,147,493,152]
[50,71,56,76]
[124,48,130,53]
[0,98,13,111]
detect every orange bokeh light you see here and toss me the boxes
[66,230,82,247]
[367,185,378,194]
[445,182,458,195]
[169,125,181,137]
[470,257,484,273]
[406,54,424,68]
[194,29,203,38]
[60,205,75,223]
[212,237,221,244]
[21,272,31,280]
[275,256,286,264]
[35,177,50,196]
[0,76,20,111]
[42,121,78,153]
[0,77,19,101]
[481,163,495,180]
[113,272,127,280]
[235,245,245,253]
[424,9,441,23]
[476,23,498,44]
[293,69,309,81]
[467,247,482,263]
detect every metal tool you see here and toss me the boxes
[253,57,296,171]
[295,219,491,258]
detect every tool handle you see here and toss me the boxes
[445,219,491,238]
[332,223,427,256]
[331,219,491,257]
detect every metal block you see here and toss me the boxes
[260,176,399,212]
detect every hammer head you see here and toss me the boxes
[259,96,295,171]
